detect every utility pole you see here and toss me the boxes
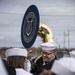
[56,38,59,51]
[56,38,57,44]
[68,30,70,52]
[64,32,66,51]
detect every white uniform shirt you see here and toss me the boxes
[0,57,8,75]
[25,59,31,72]
[16,68,33,75]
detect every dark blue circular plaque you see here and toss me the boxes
[21,5,40,48]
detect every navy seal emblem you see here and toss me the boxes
[21,5,40,48]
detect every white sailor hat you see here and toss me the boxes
[5,48,27,57]
[70,50,75,57]
[51,57,75,75]
[41,42,58,50]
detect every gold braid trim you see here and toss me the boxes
[34,55,42,63]
[30,55,42,72]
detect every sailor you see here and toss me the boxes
[0,54,16,75]
[70,50,75,58]
[51,57,75,75]
[0,57,8,75]
[30,41,58,75]
[5,48,33,75]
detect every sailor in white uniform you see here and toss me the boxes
[5,48,33,75]
[0,57,8,75]
[70,50,75,58]
[51,57,75,75]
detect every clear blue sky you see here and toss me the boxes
[0,0,75,48]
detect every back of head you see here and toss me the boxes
[5,48,28,69]
[40,69,55,75]
[7,56,26,69]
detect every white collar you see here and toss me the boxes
[16,68,33,75]
[43,56,55,65]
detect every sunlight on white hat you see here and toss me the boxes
[51,57,75,75]
[41,42,58,50]
[5,48,27,57]
[70,50,75,57]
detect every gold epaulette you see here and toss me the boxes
[30,55,42,72]
[34,55,42,63]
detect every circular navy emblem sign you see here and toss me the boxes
[21,5,40,48]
